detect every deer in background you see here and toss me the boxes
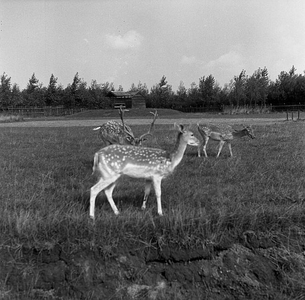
[89,123,199,219]
[93,107,158,146]
[197,123,255,158]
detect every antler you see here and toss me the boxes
[119,106,134,139]
[138,110,158,142]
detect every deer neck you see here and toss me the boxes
[232,130,246,138]
[169,132,188,171]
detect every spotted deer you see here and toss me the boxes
[93,107,158,146]
[197,123,255,158]
[89,124,199,219]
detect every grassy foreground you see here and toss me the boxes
[0,121,304,246]
[0,121,305,297]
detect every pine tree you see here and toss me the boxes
[0,72,12,107]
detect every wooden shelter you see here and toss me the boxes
[107,91,146,109]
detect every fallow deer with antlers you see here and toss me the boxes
[93,107,158,146]
[89,123,199,219]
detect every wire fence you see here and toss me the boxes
[271,105,305,121]
[2,104,305,118]
[1,106,85,117]
[271,104,305,112]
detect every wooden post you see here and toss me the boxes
[292,111,294,121]
[298,110,300,120]
[286,110,289,121]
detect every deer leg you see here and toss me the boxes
[104,182,119,215]
[228,142,233,157]
[141,180,152,210]
[202,137,209,158]
[152,177,163,216]
[89,176,119,219]
[216,140,225,158]
[197,143,200,157]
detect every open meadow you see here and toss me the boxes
[0,115,305,299]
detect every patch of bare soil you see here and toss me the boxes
[2,232,305,299]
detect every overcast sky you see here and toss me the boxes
[1,0,305,91]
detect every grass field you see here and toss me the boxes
[1,118,305,298]
[0,122,304,243]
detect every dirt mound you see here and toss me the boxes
[2,233,305,299]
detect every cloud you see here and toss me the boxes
[105,30,143,50]
[206,51,244,69]
[181,55,197,64]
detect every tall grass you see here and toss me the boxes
[222,105,271,115]
[0,113,23,123]
[0,122,304,251]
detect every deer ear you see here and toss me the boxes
[174,123,184,132]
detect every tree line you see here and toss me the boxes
[1,66,305,110]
